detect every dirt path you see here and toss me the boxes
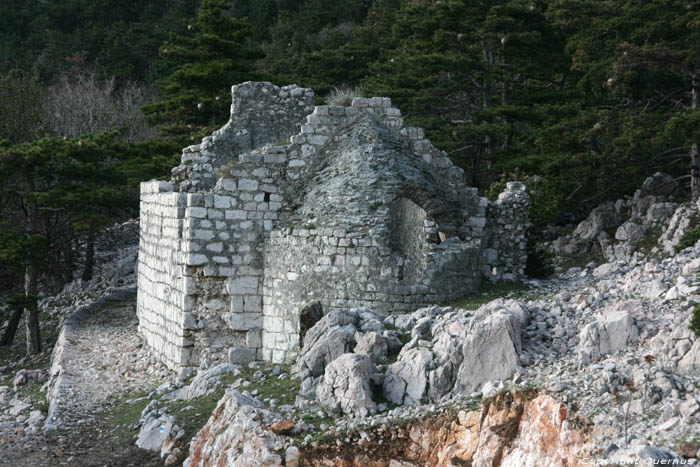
[1,296,173,466]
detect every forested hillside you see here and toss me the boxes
[0,0,698,350]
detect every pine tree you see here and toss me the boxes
[143,0,262,134]
[0,133,168,351]
[363,0,568,185]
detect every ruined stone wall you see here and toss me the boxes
[262,228,481,362]
[171,83,315,191]
[137,181,190,369]
[137,82,529,371]
[482,182,530,281]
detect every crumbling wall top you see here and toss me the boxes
[171,81,314,191]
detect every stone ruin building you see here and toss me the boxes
[136,82,529,373]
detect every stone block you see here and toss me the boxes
[227,276,259,295]
[186,254,208,266]
[231,295,244,312]
[228,347,257,365]
[246,329,262,348]
[238,179,259,191]
[188,207,207,218]
[223,313,262,330]
[225,209,247,220]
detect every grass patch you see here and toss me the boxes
[14,380,48,414]
[115,364,303,443]
[446,281,530,310]
[675,226,700,253]
[635,227,663,257]
[106,390,152,441]
[239,364,299,407]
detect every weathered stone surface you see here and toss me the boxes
[183,390,284,467]
[615,221,646,243]
[136,411,184,457]
[162,363,238,401]
[454,304,526,393]
[678,340,700,375]
[384,300,527,405]
[639,172,680,198]
[573,202,620,241]
[579,304,639,365]
[383,347,434,406]
[316,353,378,417]
[660,204,698,253]
[300,392,591,467]
[354,332,389,364]
[293,309,372,380]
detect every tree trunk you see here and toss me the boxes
[25,288,41,355]
[691,77,698,202]
[24,172,41,355]
[64,238,74,284]
[692,143,699,202]
[0,307,22,346]
[82,230,95,281]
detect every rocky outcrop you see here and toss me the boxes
[578,302,640,365]
[161,363,239,401]
[384,300,527,405]
[136,411,184,458]
[353,331,389,364]
[293,309,382,381]
[316,353,378,417]
[550,172,689,262]
[185,390,592,467]
[184,389,286,467]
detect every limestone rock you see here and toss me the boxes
[639,172,679,198]
[184,390,284,467]
[354,332,389,364]
[678,340,700,375]
[454,305,526,394]
[163,363,239,401]
[645,202,676,226]
[136,411,184,456]
[615,221,646,243]
[293,309,384,380]
[641,279,668,299]
[316,353,377,417]
[384,300,526,405]
[383,347,434,406]
[573,202,620,241]
[12,369,46,390]
[579,306,639,365]
[660,204,698,253]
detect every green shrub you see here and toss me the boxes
[690,305,700,338]
[675,227,700,253]
[525,242,555,279]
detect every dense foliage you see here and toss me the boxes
[0,0,698,349]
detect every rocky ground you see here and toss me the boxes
[3,175,700,466]
[178,174,700,466]
[0,221,172,466]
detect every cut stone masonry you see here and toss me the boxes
[136,81,529,372]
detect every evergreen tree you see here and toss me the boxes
[143,0,262,134]
[0,133,180,350]
[363,0,568,185]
